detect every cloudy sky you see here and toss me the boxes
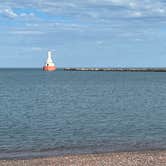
[0,0,166,67]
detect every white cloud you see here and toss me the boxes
[1,0,166,20]
[96,40,104,45]
[10,30,45,35]
[32,47,43,51]
[20,12,34,17]
[131,11,142,17]
[1,8,17,18]
[26,23,39,27]
[0,0,166,33]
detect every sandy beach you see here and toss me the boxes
[1,151,166,166]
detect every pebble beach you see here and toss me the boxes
[1,151,166,166]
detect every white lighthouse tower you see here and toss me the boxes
[43,51,56,71]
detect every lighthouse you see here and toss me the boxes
[43,51,56,71]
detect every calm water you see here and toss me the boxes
[0,69,166,158]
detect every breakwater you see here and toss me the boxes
[64,68,166,72]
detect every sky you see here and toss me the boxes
[0,0,166,68]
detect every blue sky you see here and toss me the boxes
[0,0,166,67]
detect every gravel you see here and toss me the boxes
[1,151,166,166]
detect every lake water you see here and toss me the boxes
[0,69,166,159]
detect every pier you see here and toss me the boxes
[64,68,166,72]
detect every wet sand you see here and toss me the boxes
[1,151,166,166]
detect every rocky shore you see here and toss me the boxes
[1,151,166,166]
[64,67,166,72]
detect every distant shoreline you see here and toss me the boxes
[64,67,166,72]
